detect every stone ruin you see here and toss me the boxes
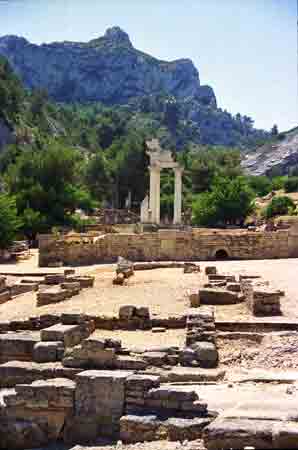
[1,261,298,450]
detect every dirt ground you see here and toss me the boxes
[92,329,186,350]
[1,256,298,323]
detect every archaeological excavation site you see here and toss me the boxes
[1,244,298,450]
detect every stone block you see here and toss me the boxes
[67,275,94,288]
[60,281,81,296]
[37,286,68,306]
[119,305,136,319]
[191,342,218,368]
[0,361,81,388]
[44,274,66,285]
[189,292,200,308]
[166,417,211,441]
[208,274,236,282]
[0,332,40,363]
[115,355,147,371]
[33,341,63,363]
[120,415,161,443]
[41,323,87,347]
[205,266,217,275]
[203,418,276,450]
[71,370,132,439]
[199,288,241,305]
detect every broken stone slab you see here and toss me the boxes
[230,368,298,384]
[37,286,68,306]
[41,323,90,347]
[44,274,66,285]
[148,366,225,383]
[60,281,81,296]
[67,275,94,288]
[203,418,277,450]
[191,342,218,368]
[205,266,217,275]
[0,332,40,363]
[120,415,210,444]
[33,341,64,363]
[115,355,148,371]
[113,273,126,285]
[119,305,136,320]
[189,291,200,308]
[120,414,161,443]
[208,274,236,282]
[143,352,168,367]
[198,288,242,305]
[0,361,81,388]
[10,281,39,296]
[184,263,200,274]
[146,387,199,403]
[165,417,211,441]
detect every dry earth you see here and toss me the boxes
[1,257,298,323]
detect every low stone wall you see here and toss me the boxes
[39,227,297,266]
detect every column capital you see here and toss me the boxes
[149,165,161,173]
[173,166,184,174]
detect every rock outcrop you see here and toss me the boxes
[242,127,298,175]
[0,27,216,107]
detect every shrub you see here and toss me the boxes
[265,196,296,219]
[284,177,298,193]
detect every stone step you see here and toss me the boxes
[0,332,40,363]
[120,414,211,443]
[0,361,81,388]
[203,418,298,450]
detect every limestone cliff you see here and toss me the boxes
[0,27,216,106]
[242,127,298,176]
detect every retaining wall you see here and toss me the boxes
[38,228,298,267]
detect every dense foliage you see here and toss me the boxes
[0,194,21,249]
[192,177,255,226]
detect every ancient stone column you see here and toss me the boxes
[173,167,183,225]
[155,167,161,225]
[149,166,160,223]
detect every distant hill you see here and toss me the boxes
[242,127,298,176]
[0,26,268,149]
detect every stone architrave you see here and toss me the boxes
[141,139,183,226]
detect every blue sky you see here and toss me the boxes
[0,0,297,131]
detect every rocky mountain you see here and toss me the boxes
[0,26,268,148]
[242,127,298,176]
[0,27,216,106]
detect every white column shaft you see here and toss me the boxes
[174,169,183,225]
[149,167,156,223]
[155,169,160,225]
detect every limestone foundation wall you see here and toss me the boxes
[38,228,298,267]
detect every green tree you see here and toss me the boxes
[247,175,272,197]
[193,176,255,226]
[265,196,296,219]
[284,177,298,193]
[0,194,22,249]
[5,141,90,233]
